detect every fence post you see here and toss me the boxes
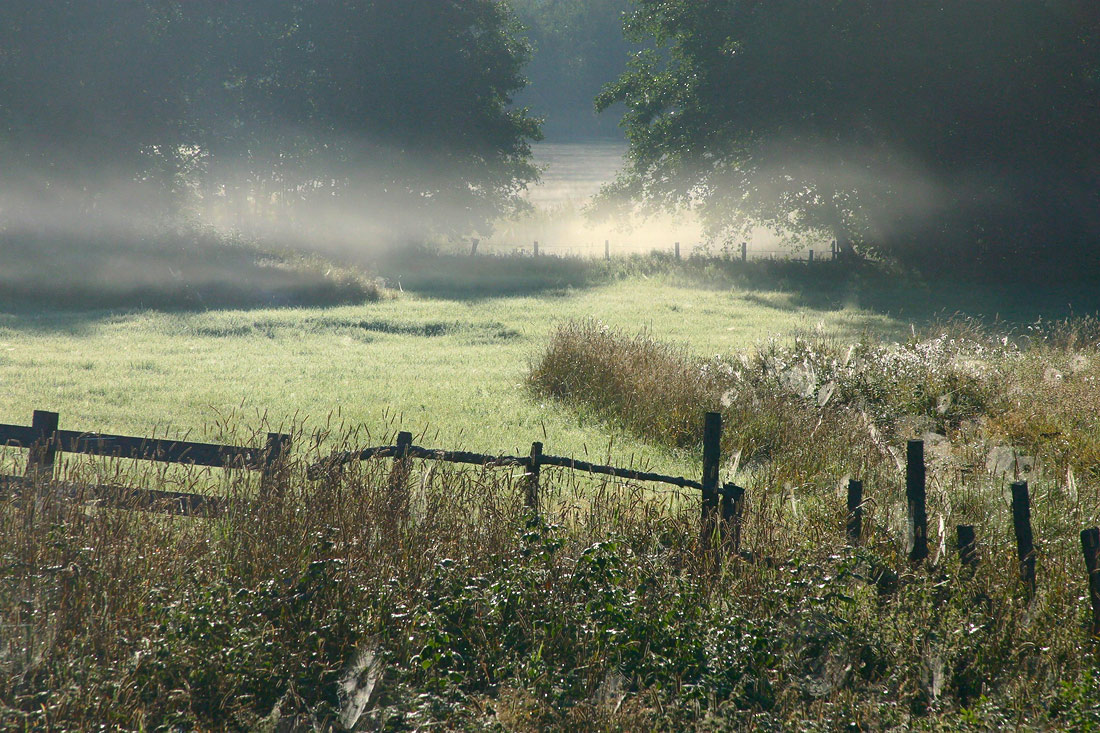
[720,482,745,556]
[846,479,863,545]
[907,440,928,563]
[701,412,722,551]
[808,249,814,263]
[526,441,542,513]
[957,525,978,567]
[674,242,680,260]
[605,240,610,261]
[470,238,479,256]
[388,431,413,516]
[25,410,60,481]
[533,240,539,257]
[261,432,292,490]
[741,242,747,262]
[1011,480,1036,599]
[1081,528,1100,637]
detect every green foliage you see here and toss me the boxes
[598,0,1100,278]
[0,1,541,238]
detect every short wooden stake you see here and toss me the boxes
[604,240,610,261]
[740,242,747,262]
[846,479,863,545]
[25,410,60,480]
[700,412,722,551]
[533,240,539,257]
[1011,480,1036,599]
[906,440,928,563]
[526,441,542,513]
[957,524,978,567]
[674,241,680,260]
[720,482,745,555]
[470,238,479,256]
[1081,528,1100,637]
[808,249,814,263]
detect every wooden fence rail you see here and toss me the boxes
[0,409,290,515]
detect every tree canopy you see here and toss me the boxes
[0,1,541,240]
[598,1,1100,276]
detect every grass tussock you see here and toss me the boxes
[2,421,1100,729]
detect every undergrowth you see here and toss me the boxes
[2,416,1099,729]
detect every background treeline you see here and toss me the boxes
[510,0,634,140]
[600,1,1100,279]
[0,1,540,240]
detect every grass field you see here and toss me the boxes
[0,252,910,480]
[5,241,1100,729]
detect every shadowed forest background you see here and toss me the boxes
[1,0,1097,278]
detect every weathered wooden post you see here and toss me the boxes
[741,242,747,262]
[846,479,863,545]
[1081,528,1100,637]
[525,441,542,513]
[808,249,814,263]
[470,238,479,256]
[605,240,610,261]
[701,412,722,551]
[720,482,745,556]
[261,432,292,491]
[674,242,680,260]
[25,410,59,481]
[1011,480,1036,599]
[533,240,539,257]
[907,440,928,563]
[388,431,413,516]
[957,525,978,567]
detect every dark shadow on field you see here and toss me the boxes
[0,229,379,332]
[371,248,599,301]
[627,255,1100,327]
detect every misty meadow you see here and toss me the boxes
[2,2,1100,730]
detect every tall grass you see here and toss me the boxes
[3,409,1100,728]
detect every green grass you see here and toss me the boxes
[4,247,1100,729]
[0,257,902,483]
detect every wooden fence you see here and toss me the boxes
[0,409,290,515]
[2,408,1099,636]
[481,238,841,263]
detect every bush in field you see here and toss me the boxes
[529,317,1100,486]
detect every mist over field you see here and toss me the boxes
[4,2,1100,730]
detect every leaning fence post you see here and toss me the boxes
[261,433,292,490]
[720,482,745,556]
[846,479,863,545]
[1011,480,1036,599]
[525,441,542,513]
[957,525,978,567]
[701,412,722,551]
[1081,528,1100,637]
[907,440,928,563]
[470,238,479,256]
[25,410,60,481]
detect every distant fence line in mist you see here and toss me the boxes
[469,237,843,262]
[2,408,1099,637]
